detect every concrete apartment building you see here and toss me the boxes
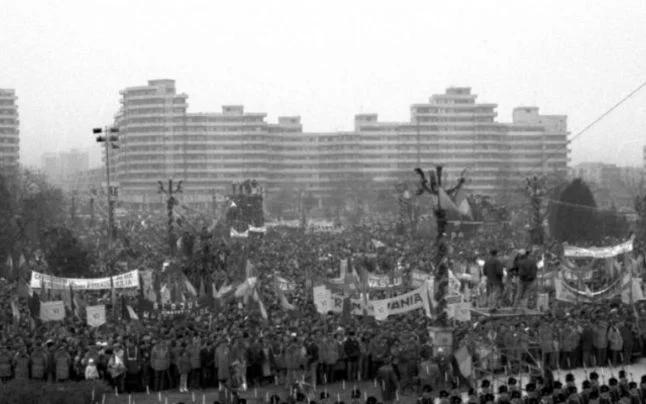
[0,89,19,169]
[104,80,569,210]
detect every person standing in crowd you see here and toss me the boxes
[124,338,142,392]
[619,320,635,365]
[305,333,319,388]
[344,331,361,382]
[538,318,556,369]
[483,249,504,309]
[107,347,126,393]
[319,333,337,384]
[559,318,580,369]
[13,345,30,381]
[85,358,99,380]
[30,340,47,381]
[593,318,609,367]
[54,342,71,383]
[607,322,623,365]
[215,338,231,389]
[178,344,191,393]
[377,356,399,404]
[188,336,202,390]
[580,319,595,367]
[0,345,13,383]
[152,339,171,391]
[515,250,538,309]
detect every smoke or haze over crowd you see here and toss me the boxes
[2,0,645,168]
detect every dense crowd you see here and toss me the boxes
[0,220,645,404]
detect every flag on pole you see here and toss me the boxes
[452,189,473,219]
[40,301,65,322]
[28,291,41,319]
[17,278,32,298]
[4,255,13,279]
[11,298,20,324]
[86,305,107,327]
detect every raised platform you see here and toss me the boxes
[470,306,545,317]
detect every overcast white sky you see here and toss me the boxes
[2,0,645,169]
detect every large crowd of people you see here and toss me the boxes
[1,217,646,404]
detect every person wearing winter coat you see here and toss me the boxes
[13,347,30,380]
[318,335,338,384]
[188,338,202,390]
[30,345,48,381]
[619,322,635,365]
[593,320,609,367]
[151,340,171,391]
[85,358,100,380]
[54,345,71,382]
[108,348,126,393]
[538,322,556,369]
[607,324,623,366]
[344,332,361,382]
[377,357,399,404]
[0,347,13,382]
[214,339,231,385]
[178,347,191,393]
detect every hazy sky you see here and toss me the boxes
[2,0,645,169]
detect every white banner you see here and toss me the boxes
[230,228,249,238]
[555,272,632,303]
[367,273,403,289]
[564,238,633,259]
[314,282,432,319]
[30,270,140,291]
[248,225,267,233]
[86,305,107,327]
[275,275,297,292]
[410,270,432,287]
[313,285,332,314]
[40,301,65,322]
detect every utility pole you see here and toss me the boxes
[525,176,547,246]
[93,126,119,250]
[159,179,183,256]
[415,165,466,325]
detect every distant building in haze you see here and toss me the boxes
[0,89,19,169]
[41,149,90,190]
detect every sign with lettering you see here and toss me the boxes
[30,270,140,291]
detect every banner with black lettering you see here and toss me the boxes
[30,270,140,291]
[313,283,432,319]
[366,273,403,290]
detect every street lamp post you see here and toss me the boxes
[93,126,119,250]
[159,179,183,256]
[415,165,466,325]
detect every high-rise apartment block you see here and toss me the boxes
[0,89,19,169]
[107,80,569,209]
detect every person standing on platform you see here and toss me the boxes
[483,249,504,309]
